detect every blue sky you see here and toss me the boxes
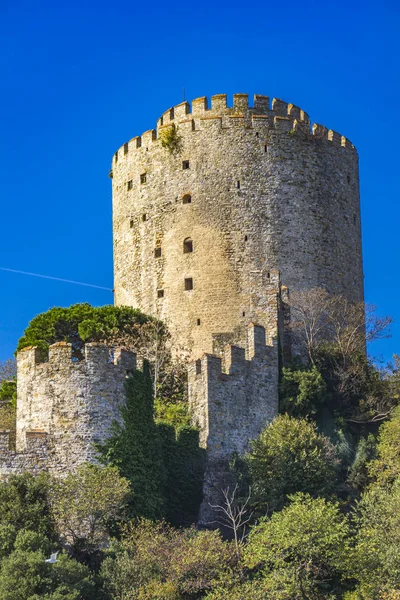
[0,0,398,362]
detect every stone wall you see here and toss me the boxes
[112,93,363,359]
[0,343,136,479]
[188,323,279,524]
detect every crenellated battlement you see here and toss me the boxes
[0,342,137,480]
[112,92,356,163]
[188,323,279,524]
[188,323,278,452]
[18,342,136,371]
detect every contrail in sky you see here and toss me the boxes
[0,267,113,291]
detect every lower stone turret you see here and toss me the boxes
[0,342,136,479]
[188,323,279,525]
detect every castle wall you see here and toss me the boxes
[188,324,279,524]
[0,343,136,479]
[112,93,363,359]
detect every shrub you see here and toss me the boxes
[246,414,339,513]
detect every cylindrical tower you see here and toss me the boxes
[111,93,363,358]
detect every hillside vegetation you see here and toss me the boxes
[0,292,398,599]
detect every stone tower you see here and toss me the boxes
[111,93,363,358]
[0,343,136,479]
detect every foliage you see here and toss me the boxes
[155,398,191,428]
[280,364,326,416]
[159,424,205,526]
[348,478,400,598]
[16,303,150,358]
[101,519,236,599]
[289,288,392,366]
[244,493,351,600]
[0,379,17,406]
[98,362,166,520]
[0,548,104,600]
[0,473,55,540]
[159,124,182,154]
[0,359,16,382]
[367,405,400,486]
[205,580,275,600]
[287,287,397,427]
[246,414,339,513]
[49,463,129,554]
[347,434,377,491]
[99,363,204,525]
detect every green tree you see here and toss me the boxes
[347,478,400,599]
[280,365,326,417]
[0,379,17,405]
[0,473,55,540]
[16,303,150,358]
[0,548,104,600]
[368,406,400,486]
[246,414,339,513]
[347,434,377,492]
[98,362,166,519]
[206,580,274,600]
[101,519,236,599]
[244,493,351,600]
[49,464,129,555]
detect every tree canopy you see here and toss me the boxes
[16,303,151,358]
[246,414,339,513]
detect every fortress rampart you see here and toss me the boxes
[112,93,363,359]
[0,92,364,527]
[188,323,279,523]
[0,343,136,479]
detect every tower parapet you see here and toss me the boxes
[112,93,356,162]
[188,323,279,524]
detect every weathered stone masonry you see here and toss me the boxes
[110,92,363,519]
[188,323,279,523]
[112,93,363,359]
[0,92,363,520]
[0,343,136,479]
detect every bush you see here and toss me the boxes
[280,365,326,417]
[101,520,236,599]
[0,549,104,600]
[0,473,55,540]
[348,478,400,598]
[49,463,130,554]
[246,414,339,513]
[368,406,400,486]
[244,493,351,599]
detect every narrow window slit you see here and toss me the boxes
[183,238,193,253]
[184,277,193,291]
